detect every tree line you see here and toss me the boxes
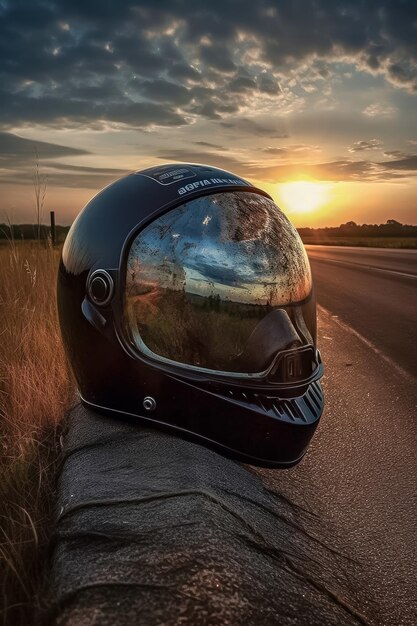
[1,219,416,242]
[298,220,417,238]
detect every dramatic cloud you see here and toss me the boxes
[1,1,416,224]
[1,0,416,131]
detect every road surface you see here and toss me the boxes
[255,246,417,625]
[307,246,417,378]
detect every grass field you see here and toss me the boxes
[0,240,74,624]
[300,236,417,248]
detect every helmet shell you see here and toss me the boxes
[58,164,324,466]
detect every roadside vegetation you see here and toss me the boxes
[0,237,74,625]
[300,236,417,248]
[298,219,417,248]
[3,219,416,249]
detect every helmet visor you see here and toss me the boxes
[124,191,312,374]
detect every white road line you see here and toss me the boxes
[317,304,416,384]
[309,256,417,279]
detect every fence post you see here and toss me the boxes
[50,211,56,246]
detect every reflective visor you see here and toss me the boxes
[124,192,312,374]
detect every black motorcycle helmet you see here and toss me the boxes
[57,164,324,467]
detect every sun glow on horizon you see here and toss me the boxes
[278,181,330,215]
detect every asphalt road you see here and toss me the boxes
[307,246,417,378]
[255,246,417,625]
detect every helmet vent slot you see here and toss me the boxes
[308,382,323,411]
[221,381,323,425]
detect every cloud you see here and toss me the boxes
[261,144,320,157]
[187,260,246,286]
[0,132,89,165]
[348,139,383,152]
[1,0,416,133]
[132,78,192,106]
[155,144,417,184]
[0,132,128,188]
[43,162,128,175]
[220,118,288,138]
[193,141,228,150]
[189,98,239,120]
[199,42,236,73]
[228,75,257,93]
[0,170,126,189]
[379,155,417,170]
[240,157,417,183]
[0,91,188,130]
[256,73,281,95]
[156,149,244,172]
[362,103,396,118]
[383,150,407,158]
[242,160,383,183]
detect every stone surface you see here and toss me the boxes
[49,404,369,625]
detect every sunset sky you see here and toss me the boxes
[1,0,416,227]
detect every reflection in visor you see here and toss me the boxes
[124,192,312,373]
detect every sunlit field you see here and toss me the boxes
[0,240,74,624]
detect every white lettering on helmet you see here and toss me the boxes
[178,177,248,196]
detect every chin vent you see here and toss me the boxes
[225,380,323,425]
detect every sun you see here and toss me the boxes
[278,181,329,214]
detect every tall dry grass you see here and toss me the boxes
[0,238,74,625]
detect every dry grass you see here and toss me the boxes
[0,239,75,625]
